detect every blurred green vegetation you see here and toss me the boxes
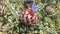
[0,0,60,34]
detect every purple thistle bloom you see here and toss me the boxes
[31,4,38,12]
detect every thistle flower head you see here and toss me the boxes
[19,8,38,27]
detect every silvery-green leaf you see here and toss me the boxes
[0,22,3,27]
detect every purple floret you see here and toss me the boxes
[31,4,38,12]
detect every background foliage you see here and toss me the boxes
[0,0,60,34]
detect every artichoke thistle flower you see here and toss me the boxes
[19,0,38,26]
